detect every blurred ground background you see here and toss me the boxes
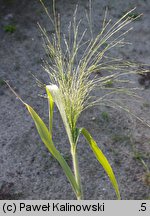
[0,0,150,199]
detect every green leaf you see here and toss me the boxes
[24,103,80,197]
[46,87,54,135]
[80,127,121,200]
[46,85,73,146]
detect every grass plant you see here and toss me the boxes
[101,111,110,122]
[0,79,6,86]
[7,0,150,199]
[4,25,16,33]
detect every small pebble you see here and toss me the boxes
[4,14,13,21]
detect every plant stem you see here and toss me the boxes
[71,145,83,200]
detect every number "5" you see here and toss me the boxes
[141,203,146,211]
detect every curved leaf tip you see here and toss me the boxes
[80,127,121,200]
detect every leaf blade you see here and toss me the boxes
[81,127,121,199]
[46,87,54,135]
[46,85,73,145]
[25,103,79,197]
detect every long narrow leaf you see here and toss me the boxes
[80,127,121,199]
[46,85,74,146]
[46,87,54,135]
[25,103,79,197]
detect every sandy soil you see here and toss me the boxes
[0,0,150,200]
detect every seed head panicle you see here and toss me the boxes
[40,2,145,130]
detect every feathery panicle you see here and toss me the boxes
[39,2,146,131]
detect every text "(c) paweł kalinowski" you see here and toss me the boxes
[19,202,104,212]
